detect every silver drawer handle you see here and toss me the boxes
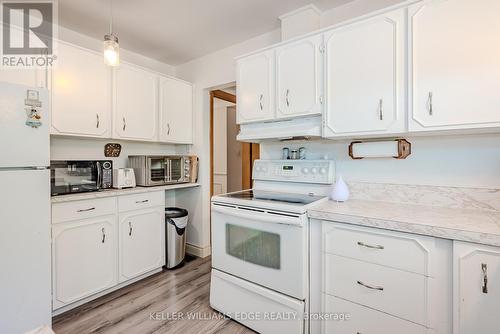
[428,92,433,116]
[136,199,149,204]
[357,241,384,250]
[77,207,95,212]
[378,99,383,120]
[357,280,384,291]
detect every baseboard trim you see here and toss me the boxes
[186,243,211,258]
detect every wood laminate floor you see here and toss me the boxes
[53,256,255,334]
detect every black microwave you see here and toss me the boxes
[50,160,113,196]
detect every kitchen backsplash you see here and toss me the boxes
[260,133,500,189]
[50,137,191,169]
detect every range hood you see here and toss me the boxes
[237,115,322,142]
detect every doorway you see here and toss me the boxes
[210,88,259,196]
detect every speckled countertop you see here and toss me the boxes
[308,199,500,247]
[51,183,200,203]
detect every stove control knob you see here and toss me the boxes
[311,167,318,174]
[320,168,327,175]
[302,167,309,174]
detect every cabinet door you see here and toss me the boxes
[51,42,112,137]
[276,35,323,119]
[409,0,500,131]
[159,77,193,143]
[323,9,405,137]
[119,208,164,282]
[114,63,158,141]
[52,216,117,309]
[454,241,500,334]
[236,50,274,124]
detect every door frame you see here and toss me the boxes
[210,89,237,196]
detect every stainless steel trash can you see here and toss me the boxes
[165,207,188,269]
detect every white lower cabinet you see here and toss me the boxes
[453,241,500,334]
[52,216,117,309]
[119,207,164,282]
[52,192,165,312]
[316,221,452,334]
[324,295,426,334]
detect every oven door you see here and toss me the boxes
[50,161,99,195]
[146,157,168,186]
[166,157,187,184]
[211,203,308,300]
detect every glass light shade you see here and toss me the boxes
[104,34,119,66]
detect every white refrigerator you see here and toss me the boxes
[0,82,51,333]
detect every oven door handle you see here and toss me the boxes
[212,204,303,226]
[96,161,102,190]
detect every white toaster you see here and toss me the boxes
[113,168,136,189]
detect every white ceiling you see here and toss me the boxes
[58,0,355,65]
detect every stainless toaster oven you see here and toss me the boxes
[128,155,198,187]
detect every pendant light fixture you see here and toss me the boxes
[103,0,119,66]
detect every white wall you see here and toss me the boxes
[51,137,189,168]
[174,0,414,252]
[261,134,500,189]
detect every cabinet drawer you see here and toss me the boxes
[52,197,116,224]
[118,191,164,212]
[323,294,427,334]
[323,222,433,275]
[325,254,428,326]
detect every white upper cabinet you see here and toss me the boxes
[114,63,158,141]
[454,241,500,334]
[323,9,406,137]
[237,50,275,124]
[51,42,112,137]
[275,35,323,119]
[159,77,193,144]
[409,0,500,131]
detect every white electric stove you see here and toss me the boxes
[210,159,335,334]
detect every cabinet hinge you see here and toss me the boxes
[319,44,325,53]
